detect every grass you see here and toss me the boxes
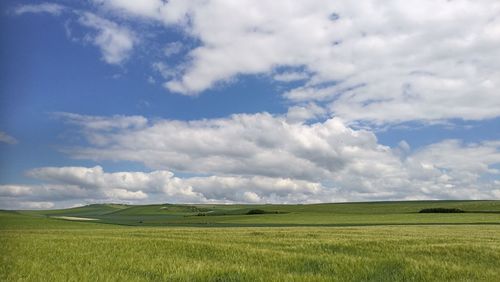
[1,200,500,281]
[18,200,500,227]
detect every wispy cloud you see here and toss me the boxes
[0,131,18,144]
[77,12,137,65]
[14,3,65,16]
[163,42,183,57]
[13,3,136,66]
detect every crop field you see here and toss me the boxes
[1,201,500,281]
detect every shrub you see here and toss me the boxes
[246,209,267,215]
[419,208,465,213]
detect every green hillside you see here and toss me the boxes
[9,200,500,227]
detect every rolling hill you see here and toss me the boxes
[9,200,500,227]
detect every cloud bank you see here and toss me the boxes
[2,113,498,208]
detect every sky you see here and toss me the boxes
[0,0,499,209]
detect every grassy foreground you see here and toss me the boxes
[1,201,500,281]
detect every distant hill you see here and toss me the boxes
[3,200,497,227]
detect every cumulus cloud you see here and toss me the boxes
[0,185,32,197]
[0,165,331,208]
[286,103,326,123]
[19,201,55,210]
[77,12,136,65]
[0,131,18,144]
[0,168,155,209]
[58,112,378,181]
[1,112,498,208]
[1,135,498,208]
[91,0,500,123]
[19,112,493,205]
[14,3,65,16]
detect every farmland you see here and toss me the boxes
[1,200,500,281]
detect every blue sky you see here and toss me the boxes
[1,0,499,209]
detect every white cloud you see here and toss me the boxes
[2,111,499,208]
[179,175,324,203]
[1,132,498,208]
[152,62,176,79]
[14,3,65,16]
[0,185,31,197]
[55,112,147,131]
[286,103,326,123]
[408,140,500,184]
[14,4,136,66]
[31,112,498,204]
[163,41,183,57]
[273,71,309,82]
[93,0,500,123]
[0,166,332,208]
[105,188,148,200]
[58,112,376,181]
[92,0,167,19]
[19,201,55,210]
[77,12,136,65]
[0,131,18,144]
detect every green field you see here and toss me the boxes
[1,201,500,281]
